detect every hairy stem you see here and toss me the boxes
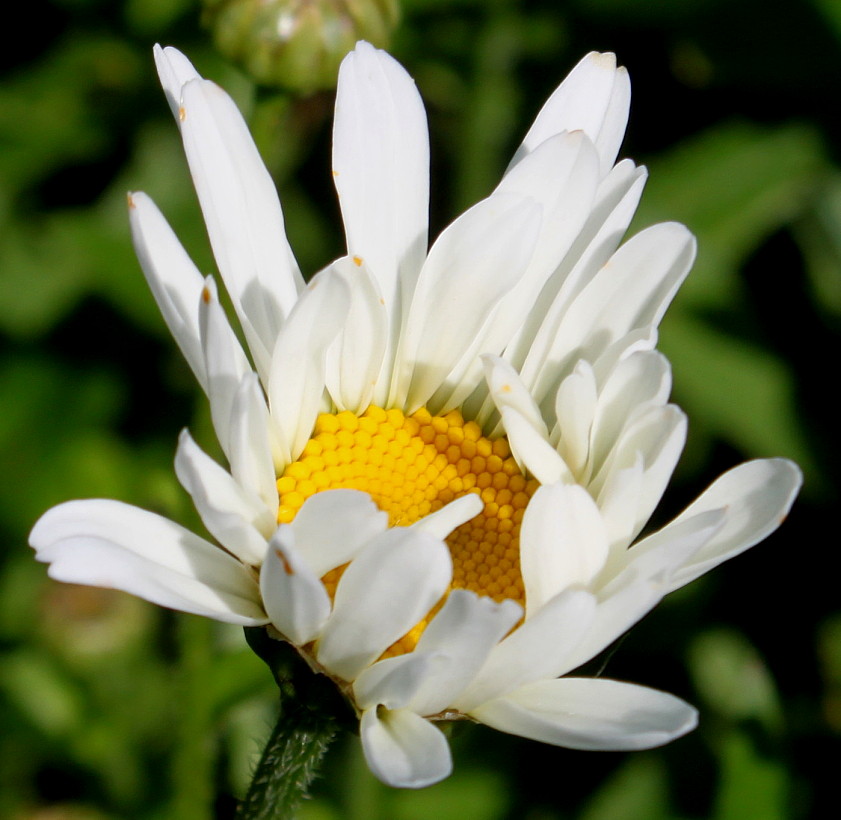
[236,628,355,819]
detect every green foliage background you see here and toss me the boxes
[1,0,839,817]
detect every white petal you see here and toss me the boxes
[589,349,672,476]
[267,267,350,465]
[410,493,483,540]
[391,193,541,410]
[407,590,523,716]
[520,484,609,614]
[605,509,727,590]
[260,527,331,645]
[472,678,697,751]
[537,489,729,675]
[30,500,267,625]
[538,160,648,323]
[199,277,252,460]
[474,161,648,429]
[483,355,549,440]
[510,52,631,178]
[518,221,693,410]
[333,43,430,343]
[324,255,388,413]
[652,459,802,592]
[455,588,597,712]
[560,566,673,673]
[290,489,388,578]
[127,192,207,391]
[595,454,645,553]
[431,134,600,413]
[590,325,659,385]
[153,44,200,119]
[174,429,273,565]
[553,360,598,477]
[178,77,303,371]
[499,406,573,485]
[316,529,451,681]
[499,168,645,398]
[228,373,279,513]
[591,405,687,542]
[360,707,451,789]
[497,133,600,284]
[354,653,440,711]
[569,221,695,351]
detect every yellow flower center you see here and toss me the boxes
[276,405,538,656]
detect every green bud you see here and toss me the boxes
[201,0,400,93]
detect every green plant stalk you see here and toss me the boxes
[236,697,339,819]
[237,628,355,819]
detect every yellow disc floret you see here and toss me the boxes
[276,405,538,657]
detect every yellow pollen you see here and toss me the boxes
[276,406,538,658]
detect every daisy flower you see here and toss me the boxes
[30,42,801,789]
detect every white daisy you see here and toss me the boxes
[30,43,801,789]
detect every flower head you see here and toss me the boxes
[30,43,801,788]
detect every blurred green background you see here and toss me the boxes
[2,0,840,818]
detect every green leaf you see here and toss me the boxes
[660,315,814,472]
[635,121,826,309]
[687,628,782,730]
[632,121,826,475]
[390,768,510,820]
[578,754,670,820]
[712,731,788,820]
[0,649,86,737]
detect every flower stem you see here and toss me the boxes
[237,628,355,819]
[235,699,338,819]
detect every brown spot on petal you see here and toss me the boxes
[275,549,295,575]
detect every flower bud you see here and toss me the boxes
[201,0,400,93]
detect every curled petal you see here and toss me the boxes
[360,707,451,789]
[354,653,441,712]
